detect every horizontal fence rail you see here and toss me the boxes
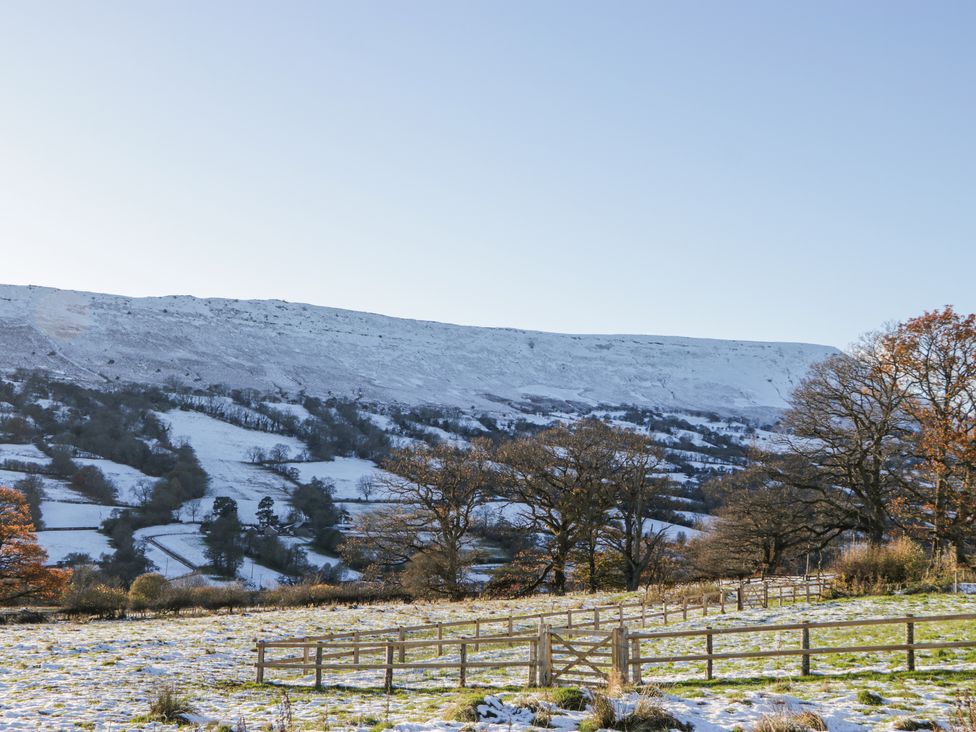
[254,576,833,690]
[627,611,976,683]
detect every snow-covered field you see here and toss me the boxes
[1,593,974,731]
[71,457,155,506]
[283,456,394,500]
[38,501,118,529]
[154,409,301,522]
[35,529,112,564]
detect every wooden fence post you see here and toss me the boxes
[906,614,915,671]
[384,643,394,694]
[611,626,629,684]
[459,643,468,688]
[315,643,323,690]
[529,639,538,687]
[437,623,444,656]
[630,634,642,684]
[509,613,514,645]
[762,582,769,609]
[594,607,601,629]
[618,603,625,625]
[737,582,744,611]
[567,608,574,628]
[663,602,668,625]
[398,627,406,663]
[801,623,810,676]
[353,631,360,664]
[702,593,708,617]
[640,600,647,627]
[475,620,481,652]
[720,590,726,614]
[256,641,265,683]
[705,627,713,681]
[683,599,688,621]
[538,624,553,687]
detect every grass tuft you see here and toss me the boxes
[855,689,883,706]
[146,684,194,723]
[550,687,588,711]
[445,692,486,722]
[753,708,826,732]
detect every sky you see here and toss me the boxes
[1,2,974,349]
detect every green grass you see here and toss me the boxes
[668,668,976,693]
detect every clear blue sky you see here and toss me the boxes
[1,2,973,348]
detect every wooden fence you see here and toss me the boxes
[254,576,832,690]
[718,575,834,610]
[624,611,976,683]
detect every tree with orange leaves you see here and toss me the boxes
[885,306,976,561]
[0,486,71,605]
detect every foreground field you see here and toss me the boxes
[0,592,974,731]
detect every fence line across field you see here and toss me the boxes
[254,575,832,690]
[626,610,976,683]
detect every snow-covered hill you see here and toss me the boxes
[0,284,837,419]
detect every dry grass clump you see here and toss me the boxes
[831,537,928,593]
[752,708,827,732]
[952,693,976,732]
[146,684,194,723]
[445,692,486,722]
[579,689,692,732]
[893,719,939,730]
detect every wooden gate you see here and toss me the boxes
[547,629,614,687]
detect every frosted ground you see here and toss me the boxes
[1,593,974,731]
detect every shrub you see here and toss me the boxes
[187,584,250,611]
[259,581,405,607]
[128,573,169,610]
[832,537,928,593]
[61,580,127,618]
[261,582,345,607]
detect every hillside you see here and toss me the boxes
[0,284,838,588]
[0,284,837,420]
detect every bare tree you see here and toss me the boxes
[496,419,617,594]
[774,332,911,546]
[603,430,673,590]
[692,466,842,577]
[343,440,493,599]
[356,474,376,502]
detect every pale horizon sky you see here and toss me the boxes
[1,2,974,349]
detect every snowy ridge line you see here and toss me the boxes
[0,283,838,418]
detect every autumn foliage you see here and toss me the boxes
[884,307,976,557]
[0,486,71,605]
